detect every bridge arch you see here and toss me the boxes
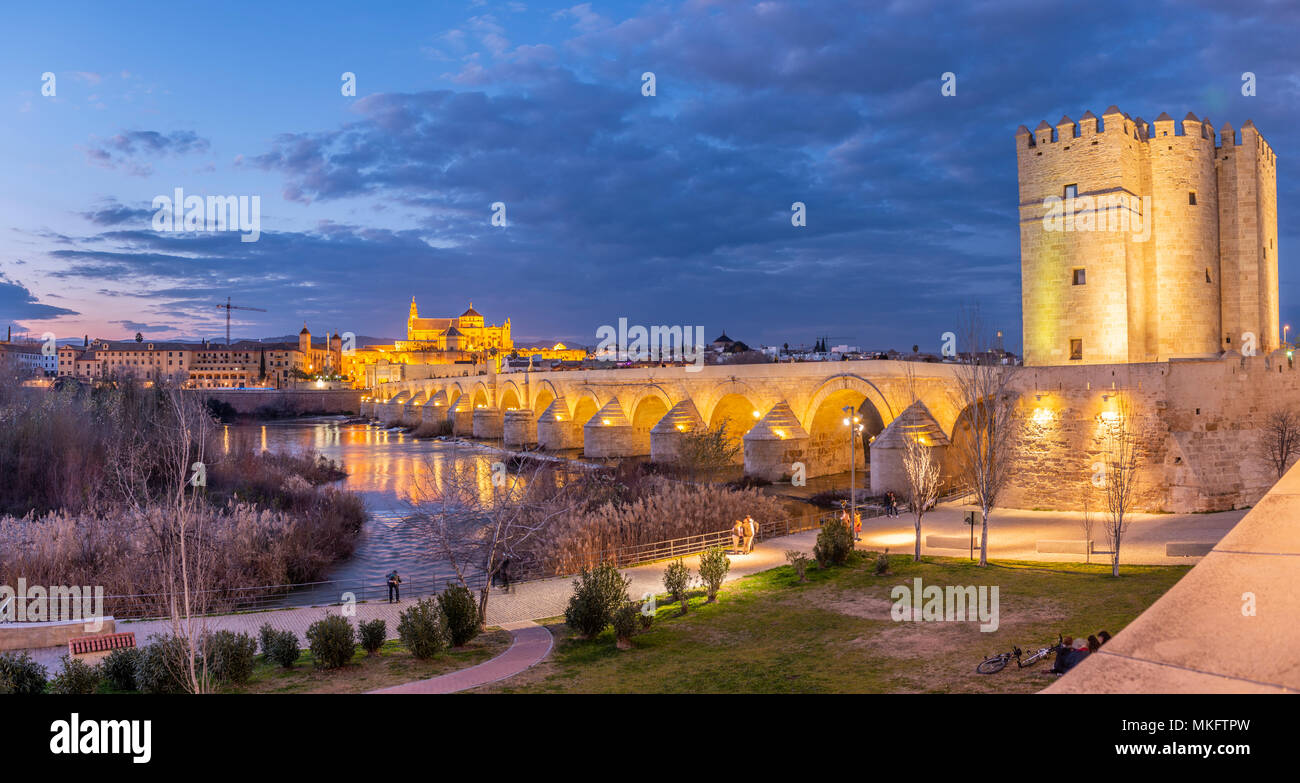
[531,379,559,417]
[498,380,524,411]
[630,388,673,436]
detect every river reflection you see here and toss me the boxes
[222,417,502,600]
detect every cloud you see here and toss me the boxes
[0,274,80,320]
[84,129,212,176]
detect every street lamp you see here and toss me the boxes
[1285,324,1290,350]
[843,405,864,546]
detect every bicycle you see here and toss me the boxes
[976,634,1065,674]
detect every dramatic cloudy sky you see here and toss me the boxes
[2,0,1298,352]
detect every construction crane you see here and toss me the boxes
[215,297,267,346]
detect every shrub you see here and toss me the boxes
[205,630,258,684]
[663,559,693,615]
[306,615,355,669]
[563,562,631,639]
[698,546,731,602]
[101,647,141,690]
[814,518,853,568]
[785,550,810,582]
[135,634,195,694]
[0,651,48,694]
[437,585,481,647]
[874,549,890,576]
[266,629,301,668]
[397,598,449,659]
[258,623,277,658]
[49,655,101,695]
[359,619,387,655]
[611,602,642,650]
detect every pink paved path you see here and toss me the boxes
[369,621,553,694]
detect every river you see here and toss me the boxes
[223,417,504,600]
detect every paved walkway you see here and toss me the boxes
[369,621,552,694]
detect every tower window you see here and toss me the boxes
[1189,191,1197,205]
[1206,268,1212,283]
[1064,184,1078,199]
[1072,268,1086,285]
[1069,339,1083,361]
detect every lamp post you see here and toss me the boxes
[843,406,864,546]
[1285,324,1290,350]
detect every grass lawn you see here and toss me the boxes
[486,552,1190,694]
[223,629,512,693]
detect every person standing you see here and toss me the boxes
[386,569,402,603]
[853,510,862,542]
[731,519,745,553]
[742,515,757,554]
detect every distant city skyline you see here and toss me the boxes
[2,0,1298,354]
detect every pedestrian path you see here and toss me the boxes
[369,621,552,694]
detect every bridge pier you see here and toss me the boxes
[450,396,475,435]
[869,400,949,496]
[649,400,705,464]
[503,408,538,447]
[743,401,810,481]
[584,398,649,458]
[537,397,582,450]
[473,406,504,439]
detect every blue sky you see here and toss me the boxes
[1,0,1297,352]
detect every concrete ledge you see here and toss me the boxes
[926,534,983,550]
[0,617,116,651]
[1037,539,1093,555]
[1166,542,1215,557]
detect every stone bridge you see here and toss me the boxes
[361,353,1300,514]
[361,361,966,486]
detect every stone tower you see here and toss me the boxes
[1016,107,1278,365]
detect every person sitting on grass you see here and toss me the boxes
[1097,630,1111,646]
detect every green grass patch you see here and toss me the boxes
[492,553,1189,694]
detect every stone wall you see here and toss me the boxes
[190,388,361,416]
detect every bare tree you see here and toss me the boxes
[1098,394,1149,578]
[900,363,942,562]
[155,386,218,693]
[948,309,1021,567]
[409,449,584,625]
[1260,408,1300,480]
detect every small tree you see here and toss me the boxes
[306,615,355,669]
[697,546,730,602]
[611,602,641,650]
[675,421,742,480]
[563,562,631,639]
[438,585,481,647]
[662,559,693,615]
[785,550,810,582]
[902,427,942,562]
[813,517,852,567]
[1260,408,1300,480]
[948,308,1021,567]
[1099,395,1151,577]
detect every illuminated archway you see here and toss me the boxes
[806,388,885,477]
[707,393,761,463]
